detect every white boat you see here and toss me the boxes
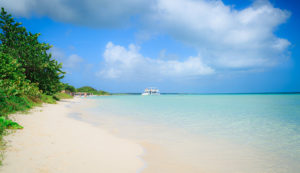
[142,87,160,95]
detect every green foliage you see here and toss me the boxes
[0,117,23,130]
[54,93,73,100]
[0,8,75,148]
[0,8,64,95]
[40,94,57,104]
[0,52,41,98]
[0,116,23,142]
[36,93,73,105]
[77,86,110,95]
[62,83,76,92]
[0,96,32,116]
[0,8,67,140]
[0,51,41,116]
[77,86,97,92]
[98,90,110,95]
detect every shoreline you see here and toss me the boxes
[2,96,299,172]
[70,96,300,173]
[0,98,145,173]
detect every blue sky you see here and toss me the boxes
[1,0,299,93]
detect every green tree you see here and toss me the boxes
[0,8,71,138]
[0,8,64,95]
[63,83,76,92]
[77,86,97,93]
[77,86,110,95]
[0,50,41,115]
[0,51,40,98]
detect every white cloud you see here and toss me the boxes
[144,0,291,68]
[2,0,291,71]
[49,46,65,62]
[49,47,83,69]
[64,54,84,68]
[98,42,214,79]
[0,0,152,28]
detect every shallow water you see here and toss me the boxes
[78,94,300,172]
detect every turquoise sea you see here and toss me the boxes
[81,94,300,172]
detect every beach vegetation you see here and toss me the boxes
[0,7,112,165]
[77,86,110,95]
[53,93,73,100]
[63,83,76,93]
[0,117,23,130]
[0,8,71,140]
[0,8,64,95]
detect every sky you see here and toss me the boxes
[0,0,299,93]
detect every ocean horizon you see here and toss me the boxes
[111,92,300,95]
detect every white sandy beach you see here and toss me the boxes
[0,98,144,173]
[1,97,297,173]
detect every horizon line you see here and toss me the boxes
[111,91,300,95]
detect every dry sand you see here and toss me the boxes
[0,98,144,173]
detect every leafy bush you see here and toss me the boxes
[53,93,73,100]
[0,117,23,130]
[0,116,23,140]
[0,52,41,116]
[40,94,57,104]
[0,96,32,116]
